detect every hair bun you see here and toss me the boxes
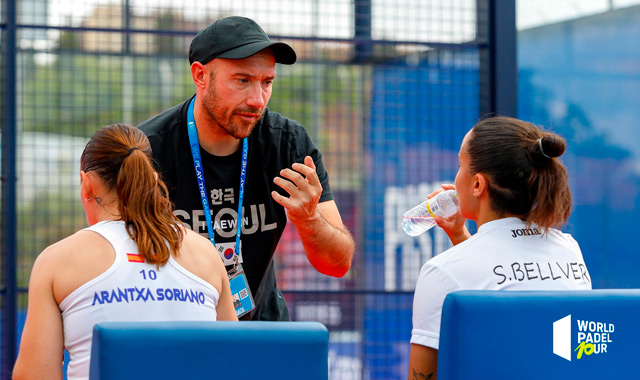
[537,134,566,159]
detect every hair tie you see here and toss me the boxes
[124,146,140,158]
[537,137,551,159]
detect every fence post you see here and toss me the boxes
[477,0,518,117]
[354,0,372,63]
[1,0,19,377]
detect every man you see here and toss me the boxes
[138,16,355,321]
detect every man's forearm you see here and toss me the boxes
[292,211,354,277]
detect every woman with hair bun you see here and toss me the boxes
[14,124,237,380]
[408,116,592,380]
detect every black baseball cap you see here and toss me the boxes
[189,16,297,65]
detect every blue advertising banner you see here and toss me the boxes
[518,6,640,289]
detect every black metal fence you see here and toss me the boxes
[1,1,515,378]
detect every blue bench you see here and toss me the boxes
[438,289,640,379]
[89,321,329,380]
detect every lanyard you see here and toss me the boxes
[186,97,248,258]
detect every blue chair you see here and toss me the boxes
[89,321,329,380]
[438,289,640,379]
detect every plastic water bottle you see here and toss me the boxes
[402,189,459,236]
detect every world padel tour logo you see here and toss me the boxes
[553,314,614,361]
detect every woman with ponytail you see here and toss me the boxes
[14,124,237,380]
[408,116,592,380]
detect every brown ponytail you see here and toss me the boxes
[466,116,572,231]
[524,133,572,229]
[81,123,183,266]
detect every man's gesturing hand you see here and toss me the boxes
[271,156,323,223]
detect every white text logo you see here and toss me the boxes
[553,315,614,361]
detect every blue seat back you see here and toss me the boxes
[89,321,329,380]
[438,289,640,379]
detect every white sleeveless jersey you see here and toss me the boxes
[60,221,219,380]
[411,217,592,350]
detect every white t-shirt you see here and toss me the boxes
[60,221,220,380]
[410,217,592,350]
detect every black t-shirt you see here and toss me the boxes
[138,96,333,320]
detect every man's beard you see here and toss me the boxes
[202,85,264,139]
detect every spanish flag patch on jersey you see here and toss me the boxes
[127,253,144,263]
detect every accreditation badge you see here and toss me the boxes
[228,264,255,318]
